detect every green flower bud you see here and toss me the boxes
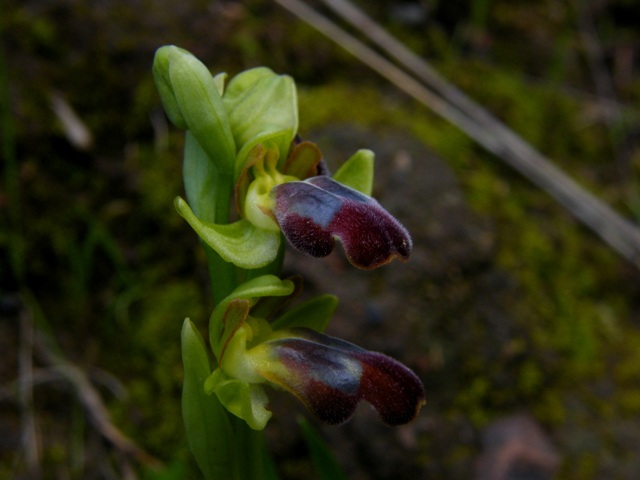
[222,67,298,179]
[153,45,236,173]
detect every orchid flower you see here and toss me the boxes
[203,275,425,430]
[154,46,412,271]
[176,140,412,270]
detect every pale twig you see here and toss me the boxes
[0,368,60,402]
[274,0,640,268]
[19,312,161,468]
[18,307,41,479]
[31,330,163,471]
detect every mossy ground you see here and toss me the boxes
[2,1,640,478]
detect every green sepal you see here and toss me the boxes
[222,67,298,180]
[270,294,338,332]
[209,275,296,361]
[153,45,236,173]
[204,369,272,431]
[181,319,234,480]
[174,196,280,269]
[182,131,220,223]
[333,149,374,196]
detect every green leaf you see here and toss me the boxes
[205,370,272,431]
[222,67,298,179]
[333,149,374,196]
[174,196,280,269]
[270,294,338,332]
[298,418,348,480]
[153,45,236,173]
[181,319,234,480]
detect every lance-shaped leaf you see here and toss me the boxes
[248,327,425,426]
[272,176,412,269]
[181,319,234,479]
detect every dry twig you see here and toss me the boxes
[274,0,640,268]
[31,329,163,471]
[8,300,162,478]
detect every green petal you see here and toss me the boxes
[205,369,272,431]
[174,196,280,269]
[333,149,374,196]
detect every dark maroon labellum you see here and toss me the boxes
[272,176,412,269]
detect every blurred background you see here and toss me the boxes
[2,0,640,479]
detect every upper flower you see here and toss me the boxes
[153,46,412,271]
[272,175,412,269]
[204,275,425,430]
[176,140,412,270]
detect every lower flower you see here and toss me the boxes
[249,327,426,426]
[204,276,425,430]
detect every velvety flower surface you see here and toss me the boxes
[250,327,426,426]
[272,176,412,269]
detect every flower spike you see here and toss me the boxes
[272,176,412,269]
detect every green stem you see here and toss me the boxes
[193,144,269,479]
[232,416,267,480]
[206,170,238,305]
[212,174,269,479]
[183,131,238,304]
